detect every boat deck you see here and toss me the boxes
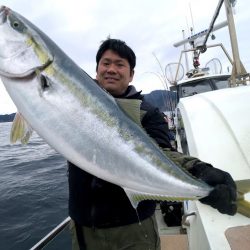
[155,207,188,250]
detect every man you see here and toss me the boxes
[68,38,237,250]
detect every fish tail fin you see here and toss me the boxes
[237,199,250,218]
[236,179,250,218]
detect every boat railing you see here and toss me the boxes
[173,43,234,84]
[29,216,71,250]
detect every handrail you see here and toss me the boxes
[173,43,233,84]
[29,216,71,250]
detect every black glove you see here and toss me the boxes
[189,162,237,215]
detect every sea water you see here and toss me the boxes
[0,122,70,249]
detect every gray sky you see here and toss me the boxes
[0,0,249,114]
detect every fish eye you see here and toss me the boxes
[13,21,19,28]
[11,20,23,30]
[9,15,26,32]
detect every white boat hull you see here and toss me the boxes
[176,85,250,249]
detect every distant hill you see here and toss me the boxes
[144,90,177,112]
[0,113,15,123]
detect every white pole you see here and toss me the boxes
[182,30,190,72]
[173,20,228,48]
[224,0,242,75]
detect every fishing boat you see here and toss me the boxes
[164,0,250,249]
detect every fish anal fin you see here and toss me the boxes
[123,187,141,209]
[10,112,33,144]
[123,187,191,209]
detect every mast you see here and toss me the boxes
[224,0,248,86]
[173,0,249,86]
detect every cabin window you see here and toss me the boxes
[213,79,230,89]
[176,108,189,155]
[181,80,212,97]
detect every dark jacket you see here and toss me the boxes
[68,85,174,228]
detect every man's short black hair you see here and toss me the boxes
[96,38,136,73]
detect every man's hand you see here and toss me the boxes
[189,162,237,215]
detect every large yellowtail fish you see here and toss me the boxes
[0,6,213,208]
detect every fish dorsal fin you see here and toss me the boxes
[115,98,142,126]
[10,112,33,144]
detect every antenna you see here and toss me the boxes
[189,2,195,34]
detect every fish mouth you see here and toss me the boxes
[0,38,53,78]
[0,6,9,25]
[0,58,53,78]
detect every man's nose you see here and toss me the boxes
[107,64,116,73]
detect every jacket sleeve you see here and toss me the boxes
[163,149,201,171]
[140,103,201,171]
[141,104,173,149]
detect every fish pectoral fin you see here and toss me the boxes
[236,179,250,218]
[37,73,52,96]
[124,187,189,209]
[115,98,142,126]
[10,112,33,144]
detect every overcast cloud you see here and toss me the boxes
[0,0,249,114]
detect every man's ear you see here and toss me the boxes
[130,69,135,81]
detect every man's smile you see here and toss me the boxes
[104,76,119,82]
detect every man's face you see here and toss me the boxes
[96,49,134,96]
